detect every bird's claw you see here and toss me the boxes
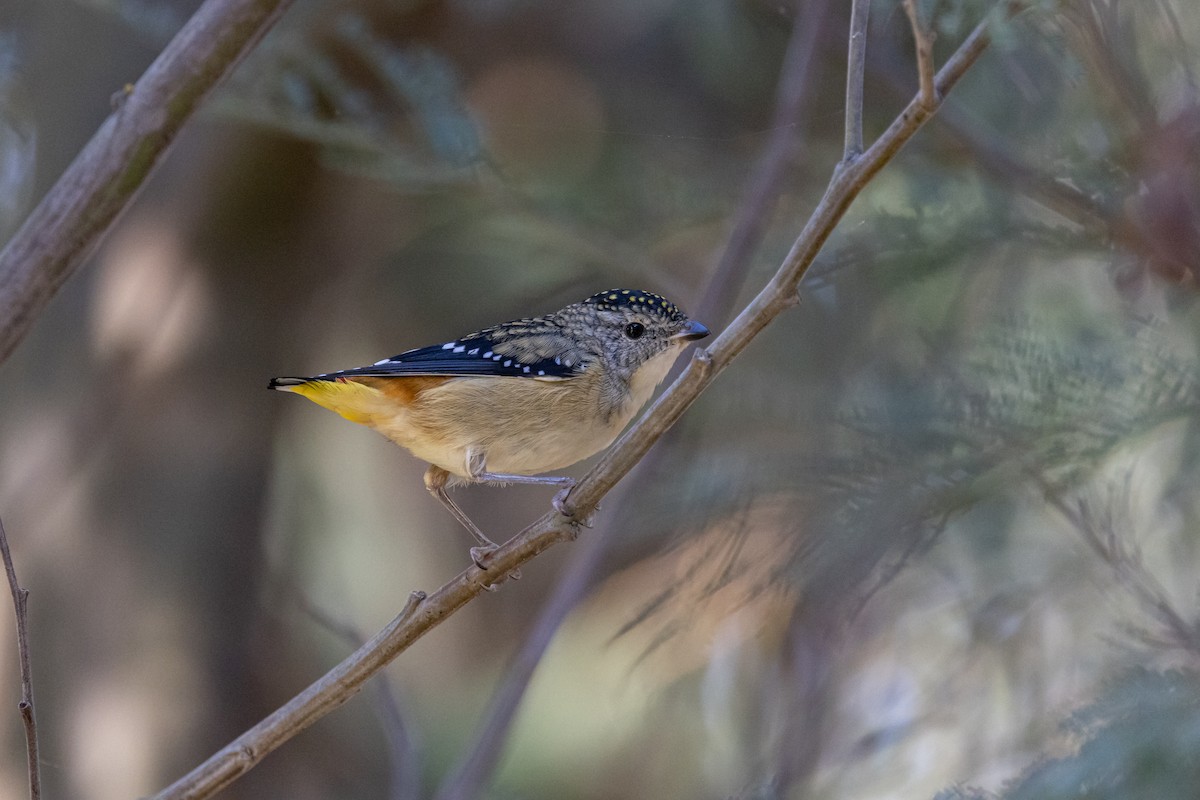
[469,545,521,589]
[470,545,498,570]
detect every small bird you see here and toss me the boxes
[269,289,709,562]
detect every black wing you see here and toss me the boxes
[314,332,582,381]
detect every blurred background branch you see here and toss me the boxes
[0,0,294,365]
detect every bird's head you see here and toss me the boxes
[560,289,709,382]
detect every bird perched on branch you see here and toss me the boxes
[269,289,709,564]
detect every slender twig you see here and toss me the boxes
[0,0,295,367]
[843,0,871,161]
[0,516,40,800]
[149,6,1013,798]
[903,0,938,107]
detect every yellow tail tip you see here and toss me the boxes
[267,376,381,425]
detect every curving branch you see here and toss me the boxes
[0,0,296,367]
[148,4,1017,798]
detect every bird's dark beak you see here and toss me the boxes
[672,319,710,342]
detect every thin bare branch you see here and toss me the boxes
[149,6,1014,798]
[903,0,938,107]
[0,0,296,367]
[843,0,871,161]
[0,516,40,800]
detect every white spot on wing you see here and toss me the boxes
[453,346,466,353]
[483,351,493,359]
[523,366,530,373]
[468,348,479,355]
[503,360,512,367]
[374,358,392,366]
[442,342,455,350]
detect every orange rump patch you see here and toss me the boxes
[354,375,454,406]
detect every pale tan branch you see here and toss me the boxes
[0,0,295,366]
[148,5,1013,798]
[903,0,938,107]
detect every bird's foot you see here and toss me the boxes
[470,544,498,570]
[552,482,600,534]
[551,480,579,517]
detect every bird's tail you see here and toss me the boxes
[268,374,385,425]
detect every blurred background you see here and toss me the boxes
[2,0,1200,798]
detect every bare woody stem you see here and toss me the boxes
[0,0,296,367]
[903,0,939,106]
[843,0,872,160]
[0,517,40,800]
[149,5,1016,799]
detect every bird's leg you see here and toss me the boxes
[424,465,499,570]
[463,450,586,523]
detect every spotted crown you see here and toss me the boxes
[583,289,686,321]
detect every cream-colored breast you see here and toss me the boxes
[368,343,686,479]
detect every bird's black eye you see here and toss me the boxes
[624,322,645,340]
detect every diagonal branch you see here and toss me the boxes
[0,516,40,800]
[148,5,1015,799]
[0,0,296,366]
